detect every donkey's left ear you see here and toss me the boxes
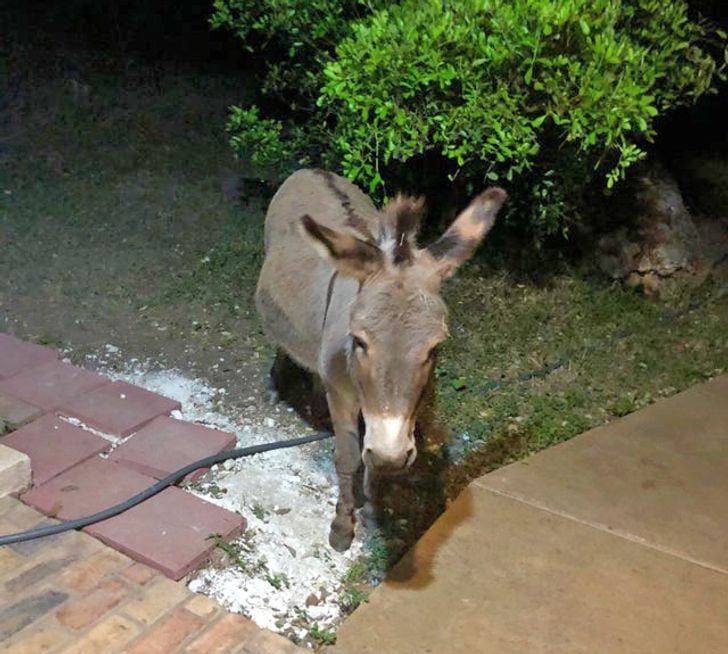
[426,188,506,279]
[383,194,425,265]
[300,214,384,282]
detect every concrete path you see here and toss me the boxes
[0,333,306,652]
[332,375,728,654]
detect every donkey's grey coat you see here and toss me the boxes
[256,168,506,550]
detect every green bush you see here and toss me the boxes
[210,0,383,107]
[211,0,387,175]
[213,0,725,240]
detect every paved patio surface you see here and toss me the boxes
[331,375,728,654]
[0,496,304,653]
[3,331,727,653]
[0,333,305,653]
[0,333,243,579]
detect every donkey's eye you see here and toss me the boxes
[352,335,368,354]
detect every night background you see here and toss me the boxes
[1,0,727,647]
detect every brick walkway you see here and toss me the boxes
[0,333,244,579]
[0,333,306,653]
[0,496,303,653]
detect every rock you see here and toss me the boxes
[305,593,320,607]
[283,543,297,558]
[596,161,710,297]
[209,547,232,569]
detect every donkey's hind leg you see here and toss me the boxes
[266,348,288,405]
[269,350,332,430]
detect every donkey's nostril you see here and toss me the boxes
[364,446,415,470]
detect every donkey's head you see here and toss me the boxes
[301,187,506,472]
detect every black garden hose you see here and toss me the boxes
[0,431,333,546]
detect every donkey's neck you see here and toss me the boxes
[318,273,361,390]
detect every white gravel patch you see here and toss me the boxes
[98,354,364,641]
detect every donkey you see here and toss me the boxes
[256,169,506,551]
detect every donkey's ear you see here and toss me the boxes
[300,214,384,281]
[383,194,425,265]
[426,188,506,279]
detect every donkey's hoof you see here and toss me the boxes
[329,524,354,552]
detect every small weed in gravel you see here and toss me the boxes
[308,623,338,646]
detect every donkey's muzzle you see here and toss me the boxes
[363,445,416,473]
[362,414,418,472]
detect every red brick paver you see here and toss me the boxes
[0,361,109,412]
[124,607,205,654]
[0,391,42,431]
[185,612,258,653]
[0,497,305,654]
[242,630,303,654]
[0,334,307,653]
[3,415,110,486]
[121,577,189,625]
[59,381,181,438]
[60,614,141,654]
[86,486,245,580]
[20,455,244,579]
[109,415,237,483]
[120,561,157,587]
[60,548,132,593]
[1,340,248,582]
[0,334,58,380]
[56,577,131,630]
[22,457,155,520]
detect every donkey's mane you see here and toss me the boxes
[313,169,425,267]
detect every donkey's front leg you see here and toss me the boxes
[327,391,361,552]
[360,465,382,529]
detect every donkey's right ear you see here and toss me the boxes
[300,215,384,282]
[426,187,506,280]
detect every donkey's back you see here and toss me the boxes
[255,169,378,371]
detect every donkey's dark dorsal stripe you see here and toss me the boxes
[314,169,375,241]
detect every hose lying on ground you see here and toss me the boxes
[9,303,695,549]
[0,431,333,546]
